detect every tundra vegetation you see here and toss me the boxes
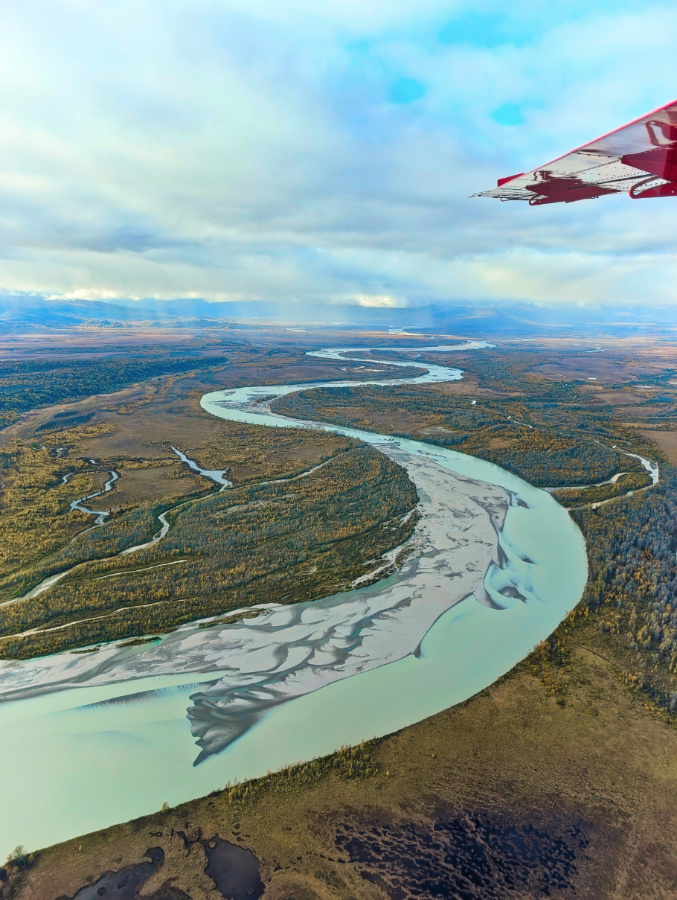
[2,335,677,896]
[272,383,651,488]
[0,340,419,430]
[0,432,417,659]
[0,354,233,429]
[0,341,427,658]
[272,346,677,719]
[6,594,677,899]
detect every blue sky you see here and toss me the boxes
[1,0,676,309]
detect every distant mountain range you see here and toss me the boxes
[0,296,160,327]
[2,294,676,338]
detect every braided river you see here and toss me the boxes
[0,342,587,856]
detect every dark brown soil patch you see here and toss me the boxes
[335,811,590,899]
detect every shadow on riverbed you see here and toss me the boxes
[65,837,263,900]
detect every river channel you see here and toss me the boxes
[0,342,588,857]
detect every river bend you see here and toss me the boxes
[0,341,588,857]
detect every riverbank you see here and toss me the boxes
[0,343,587,857]
[12,638,677,900]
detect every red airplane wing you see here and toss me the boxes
[475,98,677,205]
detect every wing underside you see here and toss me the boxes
[476,99,677,205]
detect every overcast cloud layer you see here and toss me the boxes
[1,0,676,309]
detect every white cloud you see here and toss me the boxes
[48,289,134,302]
[0,0,676,308]
[348,294,408,307]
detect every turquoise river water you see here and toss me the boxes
[0,343,588,856]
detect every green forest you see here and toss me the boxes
[0,354,232,428]
[575,473,677,679]
[554,472,653,507]
[536,468,677,725]
[272,384,647,487]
